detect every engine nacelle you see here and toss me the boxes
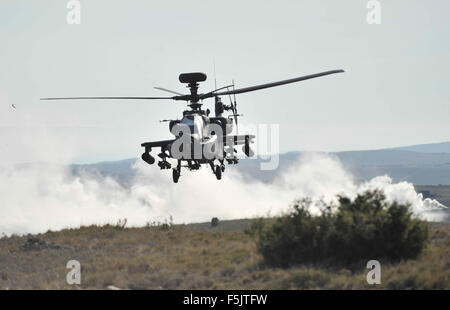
[215,98,224,117]
[169,120,180,135]
[210,117,232,135]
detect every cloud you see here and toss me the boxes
[0,152,446,236]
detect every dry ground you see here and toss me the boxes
[0,219,449,289]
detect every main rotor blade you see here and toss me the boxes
[201,84,235,98]
[40,96,177,100]
[154,87,184,96]
[200,69,344,99]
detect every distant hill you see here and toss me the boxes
[334,150,450,185]
[226,150,450,185]
[391,141,450,153]
[71,141,450,186]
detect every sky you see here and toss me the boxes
[1,0,449,164]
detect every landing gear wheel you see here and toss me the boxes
[221,165,225,172]
[215,165,222,180]
[172,168,180,183]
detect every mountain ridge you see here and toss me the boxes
[389,141,450,154]
[71,141,450,186]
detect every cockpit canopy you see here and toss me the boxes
[179,114,208,139]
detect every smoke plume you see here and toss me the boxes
[0,152,446,236]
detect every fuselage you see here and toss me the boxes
[167,111,233,160]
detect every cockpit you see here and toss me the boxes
[180,113,207,140]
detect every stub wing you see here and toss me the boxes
[223,134,255,146]
[141,139,175,149]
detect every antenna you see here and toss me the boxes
[233,79,238,134]
[213,60,217,90]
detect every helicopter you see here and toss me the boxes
[41,69,344,183]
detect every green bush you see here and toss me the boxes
[254,190,429,268]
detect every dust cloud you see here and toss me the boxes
[0,152,446,235]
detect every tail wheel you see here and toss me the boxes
[172,168,180,183]
[215,165,222,180]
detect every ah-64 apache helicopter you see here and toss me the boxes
[41,69,344,183]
